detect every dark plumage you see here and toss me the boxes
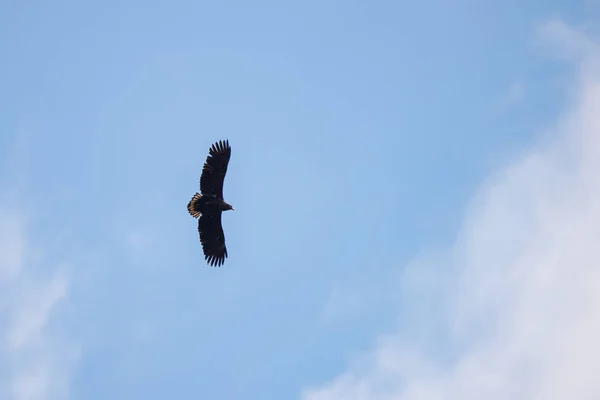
[187,140,234,267]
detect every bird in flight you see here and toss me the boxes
[187,139,234,267]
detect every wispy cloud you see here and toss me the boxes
[494,81,526,115]
[0,201,79,400]
[302,20,600,400]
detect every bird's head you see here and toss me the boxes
[223,202,235,211]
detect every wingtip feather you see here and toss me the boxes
[209,139,230,157]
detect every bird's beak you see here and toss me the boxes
[231,207,235,210]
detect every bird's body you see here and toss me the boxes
[188,193,233,215]
[187,140,234,267]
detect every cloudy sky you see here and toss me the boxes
[2,1,600,399]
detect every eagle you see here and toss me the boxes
[187,139,234,267]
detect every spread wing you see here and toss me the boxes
[198,211,228,267]
[200,140,231,199]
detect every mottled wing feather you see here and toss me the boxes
[187,193,202,218]
[198,212,228,267]
[200,140,231,199]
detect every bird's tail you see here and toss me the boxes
[187,193,202,218]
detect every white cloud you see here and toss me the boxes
[302,20,600,400]
[0,203,78,400]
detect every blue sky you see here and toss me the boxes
[2,1,600,399]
